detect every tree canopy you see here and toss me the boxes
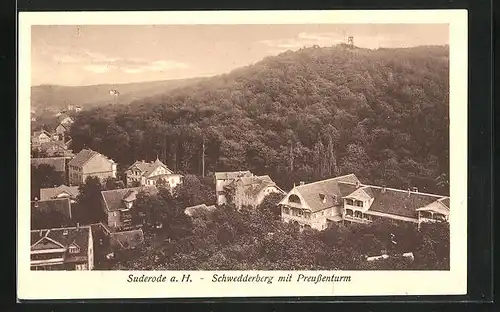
[68,45,449,195]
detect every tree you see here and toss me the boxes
[31,164,64,200]
[103,176,125,190]
[73,176,104,224]
[258,192,284,219]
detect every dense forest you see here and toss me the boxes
[68,44,449,194]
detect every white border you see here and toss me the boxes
[18,10,468,299]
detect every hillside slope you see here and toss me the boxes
[69,44,450,193]
[31,77,209,112]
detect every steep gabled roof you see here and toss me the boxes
[416,197,450,216]
[68,149,114,167]
[30,226,90,257]
[40,185,80,200]
[127,159,173,177]
[101,185,158,212]
[282,174,360,212]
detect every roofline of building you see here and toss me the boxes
[293,173,358,190]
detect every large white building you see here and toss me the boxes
[278,174,450,231]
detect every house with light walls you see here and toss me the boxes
[278,173,450,231]
[68,149,117,186]
[125,157,183,190]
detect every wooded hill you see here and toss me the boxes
[68,44,450,194]
[31,77,208,113]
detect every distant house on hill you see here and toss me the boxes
[31,130,52,146]
[214,171,254,206]
[225,175,285,209]
[31,197,73,230]
[38,140,74,158]
[278,173,450,231]
[68,149,117,186]
[58,115,74,126]
[40,185,80,202]
[30,224,94,270]
[100,185,158,230]
[125,157,183,190]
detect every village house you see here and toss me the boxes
[68,149,117,186]
[214,171,254,206]
[58,114,74,126]
[100,185,159,231]
[31,197,73,230]
[31,130,52,146]
[38,140,74,158]
[55,123,70,140]
[125,157,183,190]
[30,224,94,271]
[278,174,450,231]
[224,175,286,209]
[40,185,80,203]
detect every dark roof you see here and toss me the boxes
[101,186,158,211]
[68,149,114,167]
[31,197,72,219]
[285,174,360,212]
[30,226,90,260]
[31,157,66,172]
[365,187,443,218]
[40,185,79,200]
[439,197,450,208]
[109,229,144,250]
[215,171,253,180]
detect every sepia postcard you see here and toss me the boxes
[17,10,468,300]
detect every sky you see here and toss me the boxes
[31,24,448,86]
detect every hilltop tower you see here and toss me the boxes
[347,36,354,48]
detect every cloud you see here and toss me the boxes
[258,32,345,53]
[48,47,189,74]
[84,64,112,73]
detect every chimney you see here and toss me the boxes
[381,185,386,193]
[355,181,360,188]
[39,230,43,237]
[76,222,80,230]
[407,188,411,196]
[299,181,305,186]
[412,187,418,193]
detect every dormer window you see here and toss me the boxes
[68,244,80,254]
[288,194,301,204]
[319,193,326,203]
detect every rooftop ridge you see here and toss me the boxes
[30,224,92,232]
[294,173,358,189]
[359,184,448,198]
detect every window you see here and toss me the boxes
[289,194,301,204]
[68,245,80,254]
[75,263,86,270]
[346,199,354,205]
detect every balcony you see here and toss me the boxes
[343,214,372,224]
[282,213,314,226]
